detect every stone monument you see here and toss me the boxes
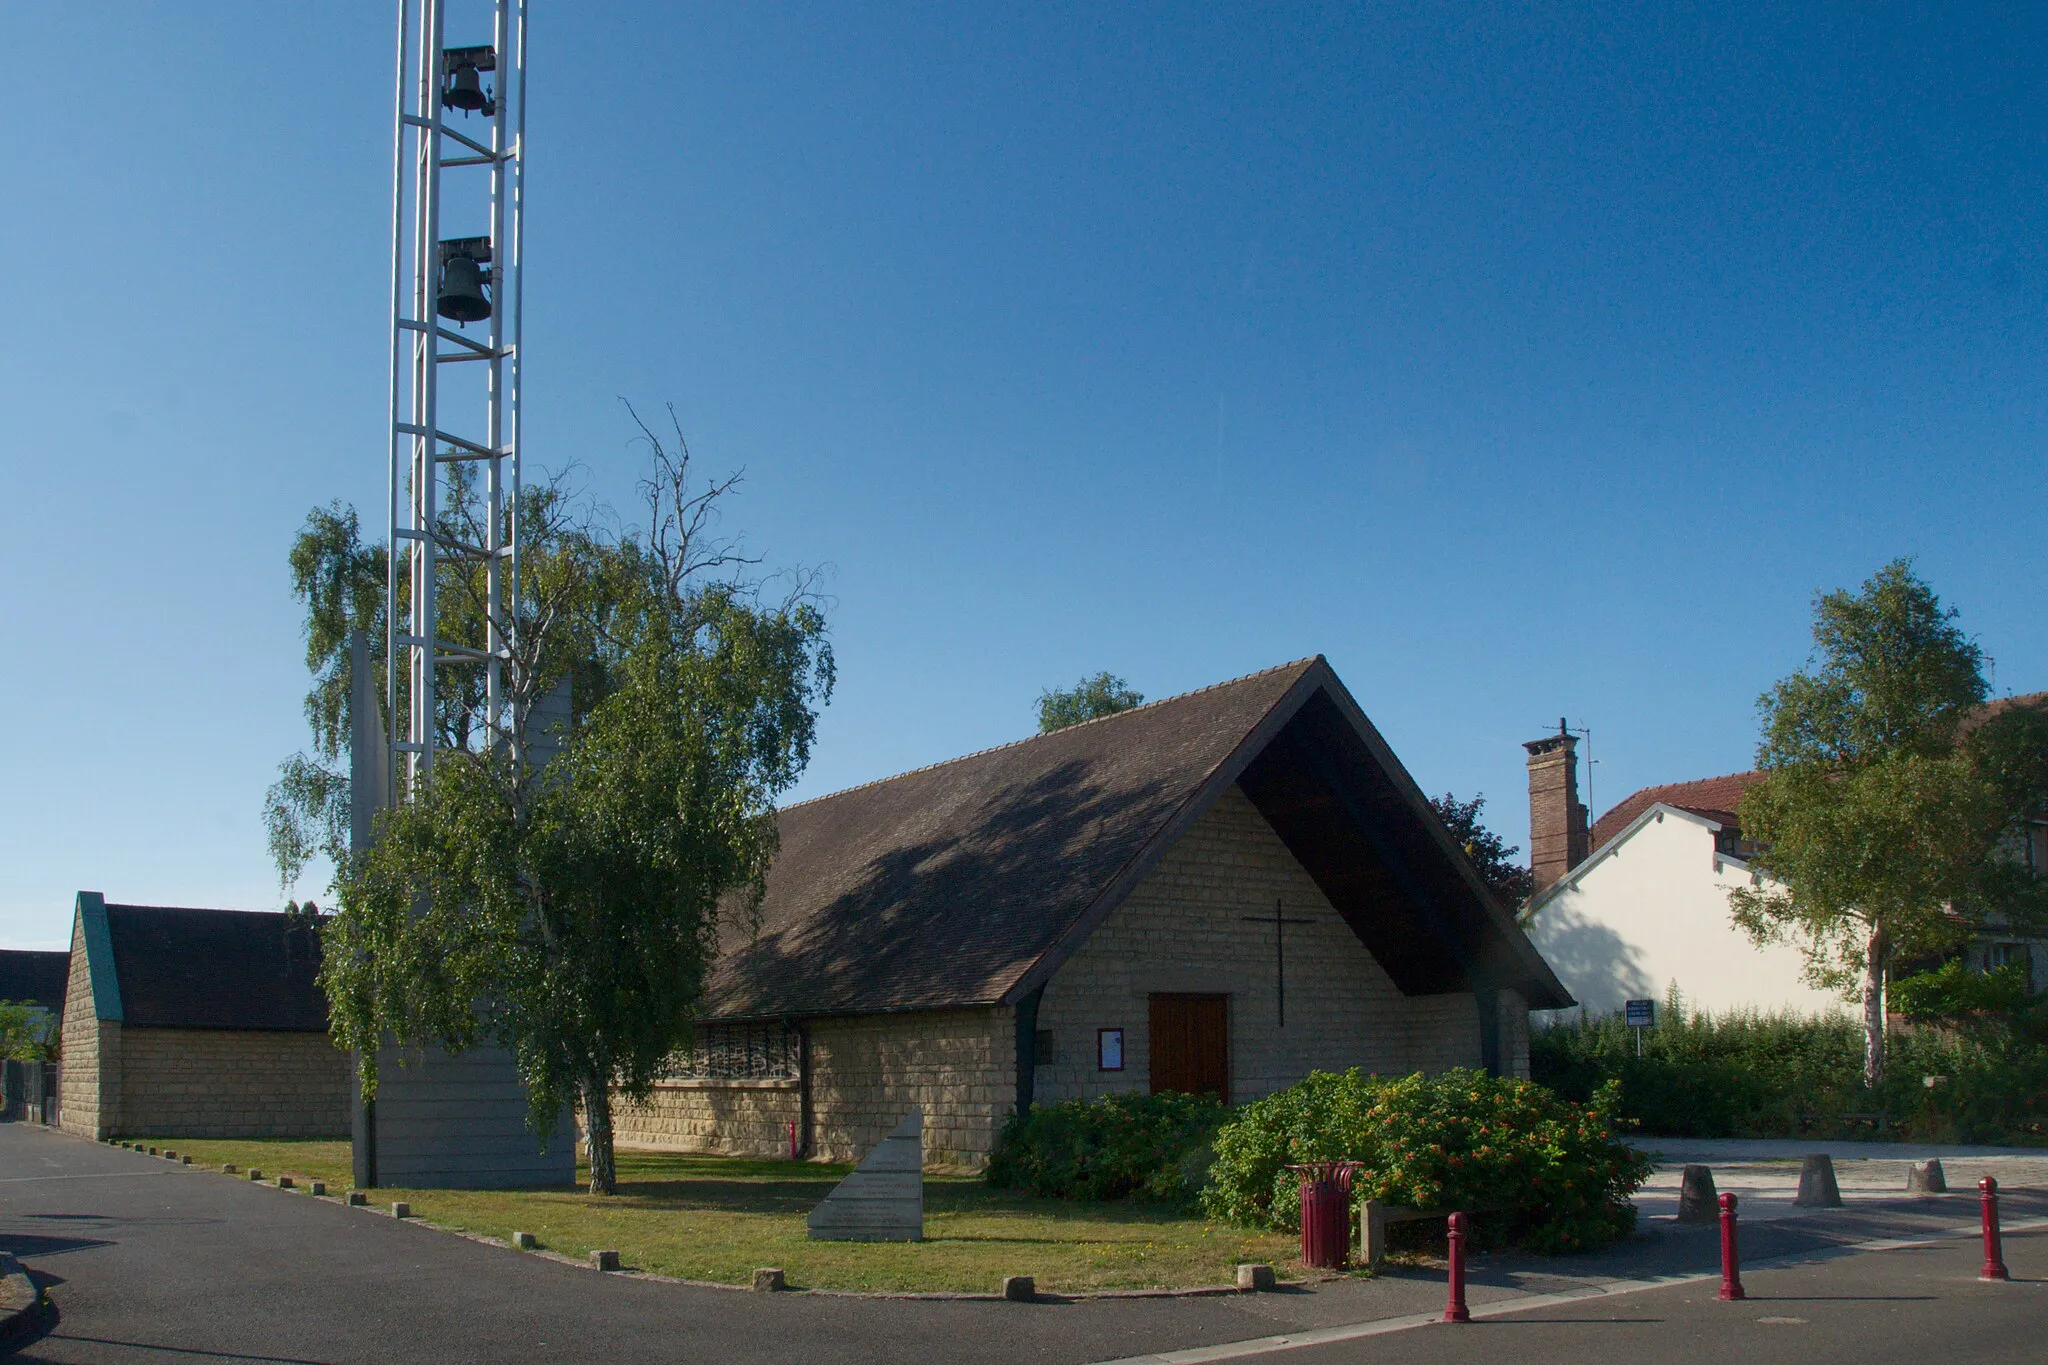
[807,1111,924,1242]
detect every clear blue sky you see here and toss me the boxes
[2,3,2042,948]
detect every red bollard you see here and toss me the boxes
[1718,1192,1745,1301]
[1443,1211,1471,1322]
[788,1120,798,1160]
[1980,1176,2010,1282]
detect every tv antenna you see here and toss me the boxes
[385,0,529,796]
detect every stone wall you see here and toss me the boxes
[809,1008,1011,1168]
[613,1079,802,1157]
[57,915,111,1140]
[116,1028,351,1138]
[613,1006,1014,1171]
[1033,784,1484,1106]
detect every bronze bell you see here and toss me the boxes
[437,255,491,323]
[443,62,490,114]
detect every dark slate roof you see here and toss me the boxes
[104,905,329,1032]
[706,658,1571,1019]
[0,951,68,1012]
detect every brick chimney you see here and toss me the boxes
[1524,720,1591,893]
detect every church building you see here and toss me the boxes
[613,657,1571,1169]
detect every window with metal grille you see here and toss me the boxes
[660,1020,800,1081]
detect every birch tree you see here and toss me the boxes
[1729,559,2044,1088]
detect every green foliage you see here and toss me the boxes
[1890,961,2036,1022]
[1037,672,1144,733]
[1201,1069,1649,1254]
[1533,1008,2048,1146]
[985,1092,1229,1204]
[264,472,605,892]
[1732,558,2048,1086]
[0,1002,58,1062]
[309,412,833,1194]
[1428,792,1534,909]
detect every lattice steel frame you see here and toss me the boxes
[386,0,528,797]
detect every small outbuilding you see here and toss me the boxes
[59,893,351,1141]
[613,657,1572,1169]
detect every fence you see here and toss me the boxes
[2,1060,60,1127]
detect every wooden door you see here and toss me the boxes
[1148,994,1230,1103]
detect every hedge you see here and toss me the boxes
[1532,1005,2048,1145]
[1201,1068,1650,1253]
[984,1091,1229,1204]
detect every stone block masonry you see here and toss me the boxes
[57,916,111,1139]
[1033,784,1491,1107]
[613,1007,1013,1170]
[118,1028,351,1138]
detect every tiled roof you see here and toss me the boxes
[0,951,68,1012]
[1590,771,1765,851]
[1959,690,2048,737]
[1588,691,2048,853]
[104,905,329,1032]
[707,657,1571,1018]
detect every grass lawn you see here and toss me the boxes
[133,1139,1302,1293]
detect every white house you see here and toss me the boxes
[1520,763,1847,1018]
[1518,707,2048,1021]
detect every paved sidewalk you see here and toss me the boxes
[1105,1224,2048,1363]
[1631,1137,2048,1223]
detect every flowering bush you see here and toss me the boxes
[985,1091,1229,1204]
[1201,1068,1650,1253]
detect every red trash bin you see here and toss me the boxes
[1291,1162,1359,1269]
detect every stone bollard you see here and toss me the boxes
[248,1169,265,1182]
[1676,1165,1720,1223]
[392,1202,412,1219]
[163,1150,177,1160]
[222,1163,237,1174]
[148,1147,159,1156]
[1794,1154,1842,1208]
[1235,1263,1277,1293]
[1907,1159,1946,1193]
[513,1232,538,1251]
[181,1156,192,1166]
[277,1176,294,1190]
[347,1191,368,1206]
[753,1267,787,1293]
[1003,1275,1036,1303]
[309,1181,326,1197]
[592,1250,622,1272]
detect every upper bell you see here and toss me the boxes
[443,63,489,114]
[437,255,491,323]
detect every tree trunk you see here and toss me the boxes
[1861,921,1889,1092]
[585,1072,617,1196]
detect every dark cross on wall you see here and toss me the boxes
[1242,898,1315,1027]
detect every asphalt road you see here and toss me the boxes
[1133,1224,2047,1365]
[0,1122,2039,1364]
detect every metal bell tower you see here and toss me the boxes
[385,0,528,794]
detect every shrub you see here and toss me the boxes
[1202,1068,1650,1254]
[1533,1006,2048,1145]
[985,1091,1229,1204]
[1892,962,2036,1021]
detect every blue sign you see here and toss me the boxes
[1624,999,1656,1028]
